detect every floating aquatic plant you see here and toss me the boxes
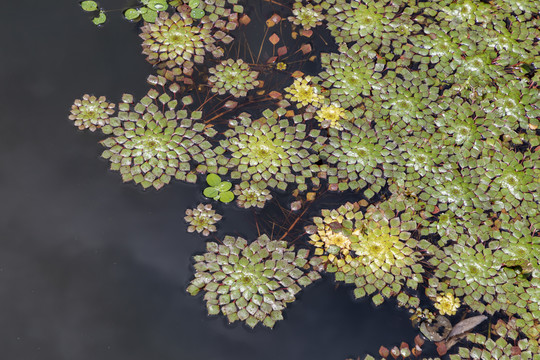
[100,86,221,190]
[434,292,461,316]
[452,332,540,360]
[284,76,323,108]
[233,181,272,209]
[217,110,325,192]
[314,102,350,130]
[308,200,424,307]
[69,94,115,132]
[139,10,230,69]
[425,240,521,315]
[288,2,324,31]
[318,119,397,194]
[184,203,222,236]
[207,59,259,98]
[203,174,234,203]
[317,44,387,109]
[186,235,321,328]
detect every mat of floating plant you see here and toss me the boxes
[70,0,540,358]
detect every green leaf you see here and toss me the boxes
[204,187,219,199]
[147,0,168,11]
[191,8,205,19]
[188,0,200,7]
[216,181,232,192]
[92,11,107,25]
[220,191,235,203]
[124,8,140,20]
[141,8,157,22]
[206,174,222,187]
[81,0,98,11]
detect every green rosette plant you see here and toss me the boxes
[318,119,399,195]
[184,203,222,236]
[316,44,388,109]
[99,85,224,190]
[69,94,116,132]
[216,109,325,192]
[308,198,424,307]
[139,10,231,70]
[325,0,421,49]
[452,332,540,360]
[233,181,273,209]
[423,237,526,316]
[186,234,321,328]
[288,1,325,31]
[207,59,260,98]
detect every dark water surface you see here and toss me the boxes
[0,1,417,359]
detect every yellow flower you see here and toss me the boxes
[434,292,460,316]
[276,62,287,70]
[284,76,323,107]
[315,103,349,129]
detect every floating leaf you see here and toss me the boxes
[206,174,221,187]
[92,11,107,25]
[447,315,487,339]
[269,33,280,45]
[81,0,98,11]
[124,8,140,20]
[220,191,234,203]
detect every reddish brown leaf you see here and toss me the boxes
[300,29,313,37]
[436,342,447,356]
[291,70,304,78]
[270,13,281,24]
[511,346,521,356]
[268,91,282,99]
[400,342,410,350]
[269,33,280,45]
[239,15,251,25]
[267,56,278,64]
[412,345,422,357]
[277,46,288,56]
[300,43,312,54]
[390,346,400,359]
[379,346,390,358]
[414,335,425,347]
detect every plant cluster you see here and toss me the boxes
[307,199,424,307]
[184,203,222,236]
[216,110,325,192]
[207,59,260,98]
[186,235,321,328]
[69,94,115,132]
[99,82,224,190]
[233,181,273,209]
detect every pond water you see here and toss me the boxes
[0,1,421,359]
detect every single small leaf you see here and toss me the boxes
[124,8,140,20]
[379,346,390,358]
[220,191,234,203]
[189,0,200,7]
[147,0,167,11]
[206,174,222,187]
[203,187,219,199]
[92,11,107,25]
[447,315,487,339]
[81,0,98,11]
[216,181,232,192]
[141,8,157,22]
[191,8,205,19]
[269,33,280,45]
